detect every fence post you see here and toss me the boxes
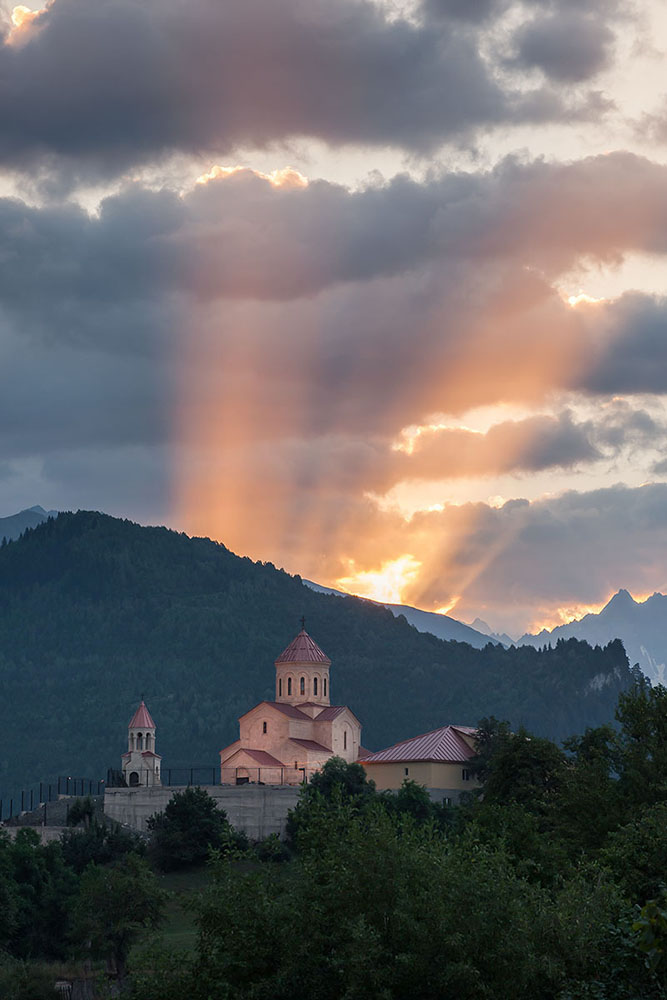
[30,789,34,811]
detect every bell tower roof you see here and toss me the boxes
[275,628,331,665]
[128,700,155,730]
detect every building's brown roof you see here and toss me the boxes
[128,701,155,729]
[356,746,372,760]
[263,701,311,719]
[289,737,332,753]
[275,629,331,665]
[219,739,241,761]
[315,705,345,721]
[230,748,286,767]
[362,725,477,764]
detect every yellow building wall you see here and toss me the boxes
[361,760,478,792]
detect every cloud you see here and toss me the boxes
[509,12,614,82]
[575,294,667,396]
[0,0,619,179]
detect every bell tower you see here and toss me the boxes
[121,699,162,787]
[275,620,331,707]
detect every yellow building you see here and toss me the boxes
[360,724,479,804]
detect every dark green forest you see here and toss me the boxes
[0,511,640,799]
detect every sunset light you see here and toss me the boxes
[337,555,422,604]
[195,164,308,189]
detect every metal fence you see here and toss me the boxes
[0,776,105,823]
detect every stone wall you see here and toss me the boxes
[104,784,301,840]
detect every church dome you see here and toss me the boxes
[128,700,156,729]
[275,628,331,665]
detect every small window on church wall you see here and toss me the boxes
[405,767,409,776]
[145,733,151,751]
[130,734,134,750]
[313,677,318,696]
[288,677,292,695]
[343,731,347,750]
[300,676,305,695]
[137,733,143,750]
[324,678,327,696]
[263,721,267,734]
[279,678,282,697]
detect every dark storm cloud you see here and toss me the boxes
[0,0,617,178]
[509,13,614,82]
[407,482,667,631]
[2,153,667,450]
[4,152,667,321]
[576,295,667,396]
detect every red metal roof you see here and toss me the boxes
[275,629,331,665]
[357,746,372,760]
[263,701,311,719]
[128,701,155,729]
[232,748,286,767]
[362,725,477,764]
[315,705,345,721]
[289,738,332,753]
[141,750,161,758]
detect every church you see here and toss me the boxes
[219,623,362,784]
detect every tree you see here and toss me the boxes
[616,681,667,812]
[286,756,378,848]
[147,786,243,871]
[71,853,166,982]
[472,722,566,810]
[60,816,145,874]
[601,803,667,904]
[66,796,96,829]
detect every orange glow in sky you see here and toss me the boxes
[337,555,422,604]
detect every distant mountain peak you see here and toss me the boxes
[470,617,493,634]
[603,589,637,613]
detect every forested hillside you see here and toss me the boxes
[0,512,638,798]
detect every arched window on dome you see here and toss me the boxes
[137,733,143,751]
[313,676,318,696]
[324,677,327,697]
[300,676,305,696]
[287,677,292,696]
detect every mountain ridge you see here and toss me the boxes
[0,511,638,799]
[519,589,667,685]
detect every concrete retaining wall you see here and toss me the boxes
[104,784,301,840]
[2,825,66,844]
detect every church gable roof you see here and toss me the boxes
[362,725,476,764]
[275,628,331,665]
[128,701,155,729]
[240,701,311,721]
[315,705,345,721]
[289,737,332,753]
[224,747,286,768]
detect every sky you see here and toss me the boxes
[1,0,667,635]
